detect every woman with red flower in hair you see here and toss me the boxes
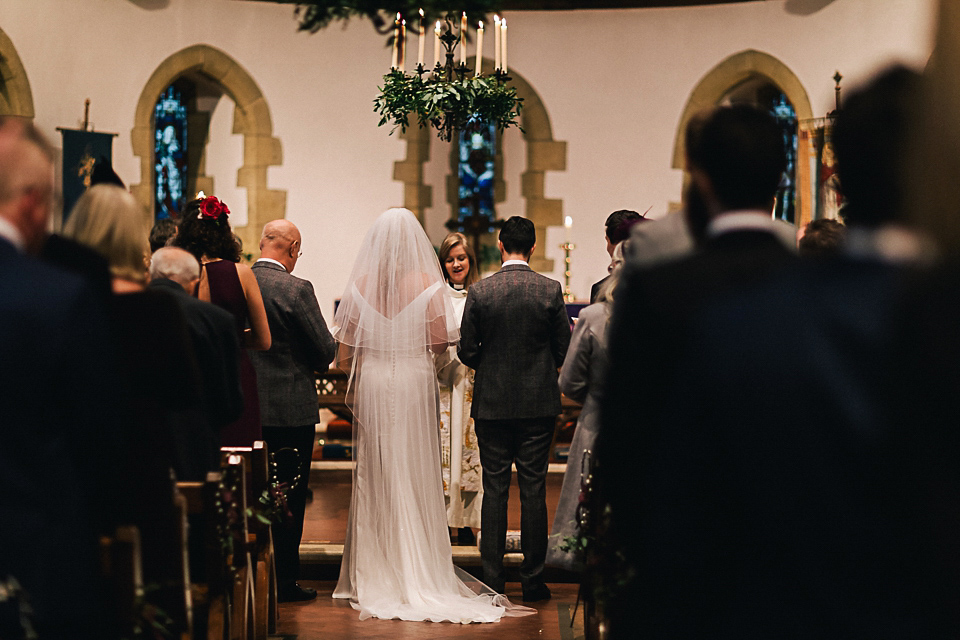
[174,194,271,445]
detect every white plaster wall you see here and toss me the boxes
[0,0,936,308]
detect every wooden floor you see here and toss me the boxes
[276,466,583,639]
[274,580,584,640]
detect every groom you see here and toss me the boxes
[458,216,571,602]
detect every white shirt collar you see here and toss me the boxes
[0,216,25,251]
[256,257,287,271]
[501,259,528,267]
[707,210,783,238]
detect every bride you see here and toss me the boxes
[331,208,528,623]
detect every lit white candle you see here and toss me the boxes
[564,215,572,241]
[460,12,467,66]
[391,13,399,69]
[434,21,442,67]
[501,18,507,73]
[494,15,501,70]
[417,9,425,68]
[475,21,484,76]
[399,19,406,72]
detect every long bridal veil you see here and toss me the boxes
[331,208,529,623]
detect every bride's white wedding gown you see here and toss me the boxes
[333,281,518,623]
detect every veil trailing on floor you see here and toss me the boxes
[331,208,530,622]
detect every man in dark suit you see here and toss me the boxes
[597,104,796,637]
[148,246,243,479]
[0,117,117,639]
[647,67,953,638]
[458,216,571,602]
[249,219,337,603]
[589,209,643,303]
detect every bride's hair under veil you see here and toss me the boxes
[333,207,458,358]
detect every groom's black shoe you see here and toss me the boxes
[279,582,318,602]
[522,584,552,603]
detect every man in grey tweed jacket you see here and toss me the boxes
[249,219,336,602]
[458,216,571,602]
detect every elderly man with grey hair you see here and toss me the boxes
[148,246,243,476]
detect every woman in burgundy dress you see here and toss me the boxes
[174,194,271,445]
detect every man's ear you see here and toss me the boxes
[526,242,537,261]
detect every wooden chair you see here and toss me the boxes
[178,471,231,640]
[221,442,279,639]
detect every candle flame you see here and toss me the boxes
[494,14,500,23]
[419,7,424,17]
[479,21,483,29]
[564,216,573,228]
[502,17,507,27]
[396,12,401,20]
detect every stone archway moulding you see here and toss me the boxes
[671,49,814,171]
[0,27,35,117]
[393,57,567,272]
[130,44,285,254]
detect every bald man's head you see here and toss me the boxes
[0,118,55,253]
[259,219,301,272]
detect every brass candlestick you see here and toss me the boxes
[560,241,575,302]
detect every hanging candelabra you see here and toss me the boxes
[374,11,523,142]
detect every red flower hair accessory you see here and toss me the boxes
[197,195,230,221]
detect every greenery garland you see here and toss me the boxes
[374,69,523,141]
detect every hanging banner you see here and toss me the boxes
[59,129,116,222]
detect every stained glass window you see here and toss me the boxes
[456,118,496,227]
[154,85,188,220]
[769,92,798,223]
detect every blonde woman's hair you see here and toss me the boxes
[596,240,628,304]
[64,184,149,284]
[437,231,480,288]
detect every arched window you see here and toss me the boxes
[456,118,497,224]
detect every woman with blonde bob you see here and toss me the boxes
[435,232,482,546]
[63,184,149,292]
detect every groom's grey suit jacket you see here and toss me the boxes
[458,263,571,420]
[249,260,337,427]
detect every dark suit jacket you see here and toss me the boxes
[148,278,243,430]
[0,237,118,637]
[597,226,796,635]
[619,255,953,638]
[249,260,336,427]
[589,275,607,304]
[458,263,571,420]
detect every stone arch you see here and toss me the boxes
[672,49,813,170]
[393,57,567,271]
[130,44,285,254]
[0,27,35,117]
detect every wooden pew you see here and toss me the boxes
[220,454,256,640]
[178,471,231,640]
[221,442,279,639]
[99,525,142,638]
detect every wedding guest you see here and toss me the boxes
[148,246,244,478]
[174,195,270,445]
[548,240,626,571]
[797,218,845,257]
[249,219,336,603]
[64,183,204,605]
[149,218,178,252]
[0,117,115,639]
[435,232,482,546]
[597,104,796,637]
[590,209,643,303]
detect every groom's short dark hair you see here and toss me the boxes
[499,216,536,255]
